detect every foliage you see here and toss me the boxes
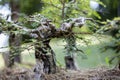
[20,0,43,15]
[40,0,100,26]
[97,17,120,64]
[17,14,46,29]
[98,0,120,20]
[0,1,120,74]
[0,0,119,69]
[0,0,43,15]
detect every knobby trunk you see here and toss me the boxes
[34,39,56,75]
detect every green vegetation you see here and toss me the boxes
[0,1,120,80]
[0,35,118,69]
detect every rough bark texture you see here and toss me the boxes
[34,59,45,80]
[34,39,56,76]
[64,34,78,70]
[7,0,21,67]
[65,56,77,70]
[8,33,22,67]
[2,51,10,67]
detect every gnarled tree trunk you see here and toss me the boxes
[34,39,56,79]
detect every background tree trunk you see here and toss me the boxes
[2,51,10,67]
[9,0,21,67]
[65,56,77,70]
[8,33,22,67]
[64,35,78,70]
[2,0,21,67]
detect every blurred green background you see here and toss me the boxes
[0,35,118,69]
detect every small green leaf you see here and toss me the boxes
[105,57,110,66]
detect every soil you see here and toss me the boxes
[0,66,120,80]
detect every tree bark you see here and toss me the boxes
[10,0,20,21]
[64,34,78,70]
[10,0,21,63]
[2,51,10,67]
[34,39,56,75]
[8,33,22,67]
[65,56,77,70]
[3,0,21,67]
